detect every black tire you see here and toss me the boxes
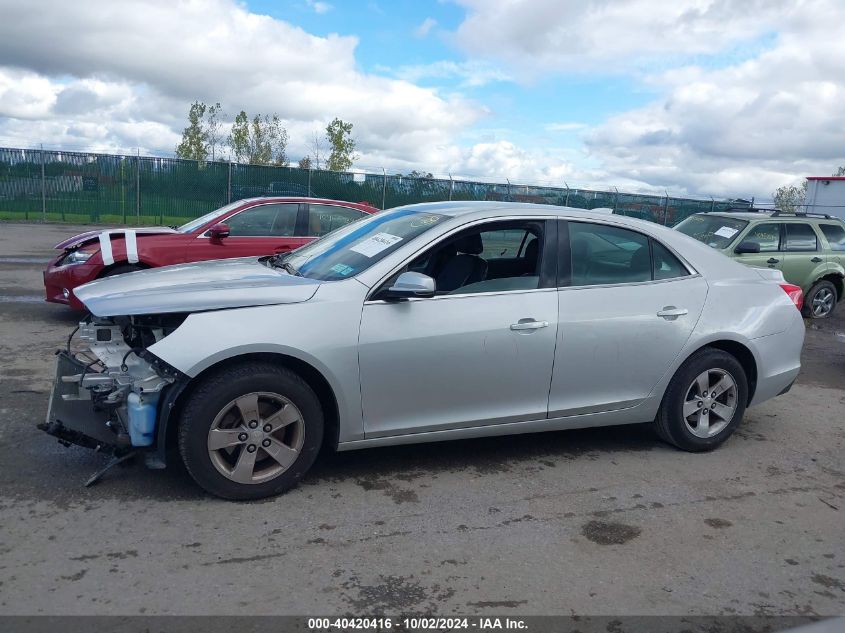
[802,280,838,319]
[178,362,324,500]
[653,348,748,452]
[102,264,143,277]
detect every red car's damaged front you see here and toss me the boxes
[43,197,380,309]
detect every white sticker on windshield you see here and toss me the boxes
[714,226,739,239]
[350,232,403,257]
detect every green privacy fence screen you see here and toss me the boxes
[0,147,748,227]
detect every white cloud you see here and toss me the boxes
[0,0,481,165]
[415,17,437,38]
[395,60,511,87]
[453,0,798,73]
[306,0,333,15]
[451,0,845,198]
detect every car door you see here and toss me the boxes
[779,222,824,291]
[549,220,708,417]
[358,219,558,438]
[734,221,784,271]
[188,202,301,261]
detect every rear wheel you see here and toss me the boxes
[803,280,837,319]
[178,362,323,500]
[654,349,748,452]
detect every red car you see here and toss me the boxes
[44,197,379,310]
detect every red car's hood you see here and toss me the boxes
[54,227,179,250]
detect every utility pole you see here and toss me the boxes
[227,161,232,203]
[40,143,46,221]
[135,148,141,218]
[381,167,387,210]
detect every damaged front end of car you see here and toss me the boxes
[38,314,189,471]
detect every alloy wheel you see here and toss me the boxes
[682,369,738,439]
[812,287,835,317]
[207,392,305,484]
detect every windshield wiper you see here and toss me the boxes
[272,257,302,277]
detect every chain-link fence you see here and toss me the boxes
[0,147,748,227]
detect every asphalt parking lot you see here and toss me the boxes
[0,221,843,617]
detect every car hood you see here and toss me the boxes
[74,258,321,317]
[54,227,178,250]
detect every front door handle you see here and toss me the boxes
[510,319,549,331]
[767,257,779,264]
[657,306,688,320]
[274,245,292,252]
[811,256,823,263]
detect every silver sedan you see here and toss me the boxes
[45,202,805,499]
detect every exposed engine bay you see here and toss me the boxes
[39,314,188,459]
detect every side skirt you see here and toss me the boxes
[337,400,659,452]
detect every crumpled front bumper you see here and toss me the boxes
[38,351,129,453]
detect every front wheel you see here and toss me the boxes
[653,349,748,452]
[178,362,324,500]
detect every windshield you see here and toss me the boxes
[177,201,245,234]
[674,214,748,249]
[280,207,447,281]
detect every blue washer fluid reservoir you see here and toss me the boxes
[127,391,159,447]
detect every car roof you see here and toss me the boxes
[699,211,845,223]
[235,196,378,209]
[395,200,642,222]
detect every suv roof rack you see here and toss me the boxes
[771,211,834,219]
[712,207,770,213]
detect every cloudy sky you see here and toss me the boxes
[0,0,843,200]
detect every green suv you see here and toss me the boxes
[675,211,845,318]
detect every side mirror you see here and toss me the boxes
[384,271,436,300]
[208,223,230,241]
[734,240,761,254]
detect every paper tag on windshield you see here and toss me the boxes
[350,232,403,257]
[714,226,739,239]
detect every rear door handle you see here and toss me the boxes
[510,319,549,331]
[274,245,292,252]
[767,258,779,264]
[657,306,688,320]
[811,256,823,263]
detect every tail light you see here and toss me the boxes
[779,283,803,311]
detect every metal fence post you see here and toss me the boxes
[40,144,46,221]
[613,187,619,213]
[227,161,232,203]
[449,173,454,201]
[506,178,511,202]
[663,190,670,225]
[710,197,715,213]
[564,182,570,207]
[381,167,387,210]
[135,149,140,218]
[307,166,312,197]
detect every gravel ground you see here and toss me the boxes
[0,222,843,617]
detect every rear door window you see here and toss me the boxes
[569,222,651,285]
[783,223,818,252]
[304,204,368,237]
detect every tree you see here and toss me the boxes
[298,156,313,169]
[175,101,209,161]
[835,166,845,176]
[772,181,807,213]
[325,118,357,172]
[309,131,325,169]
[227,111,289,165]
[206,103,224,161]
